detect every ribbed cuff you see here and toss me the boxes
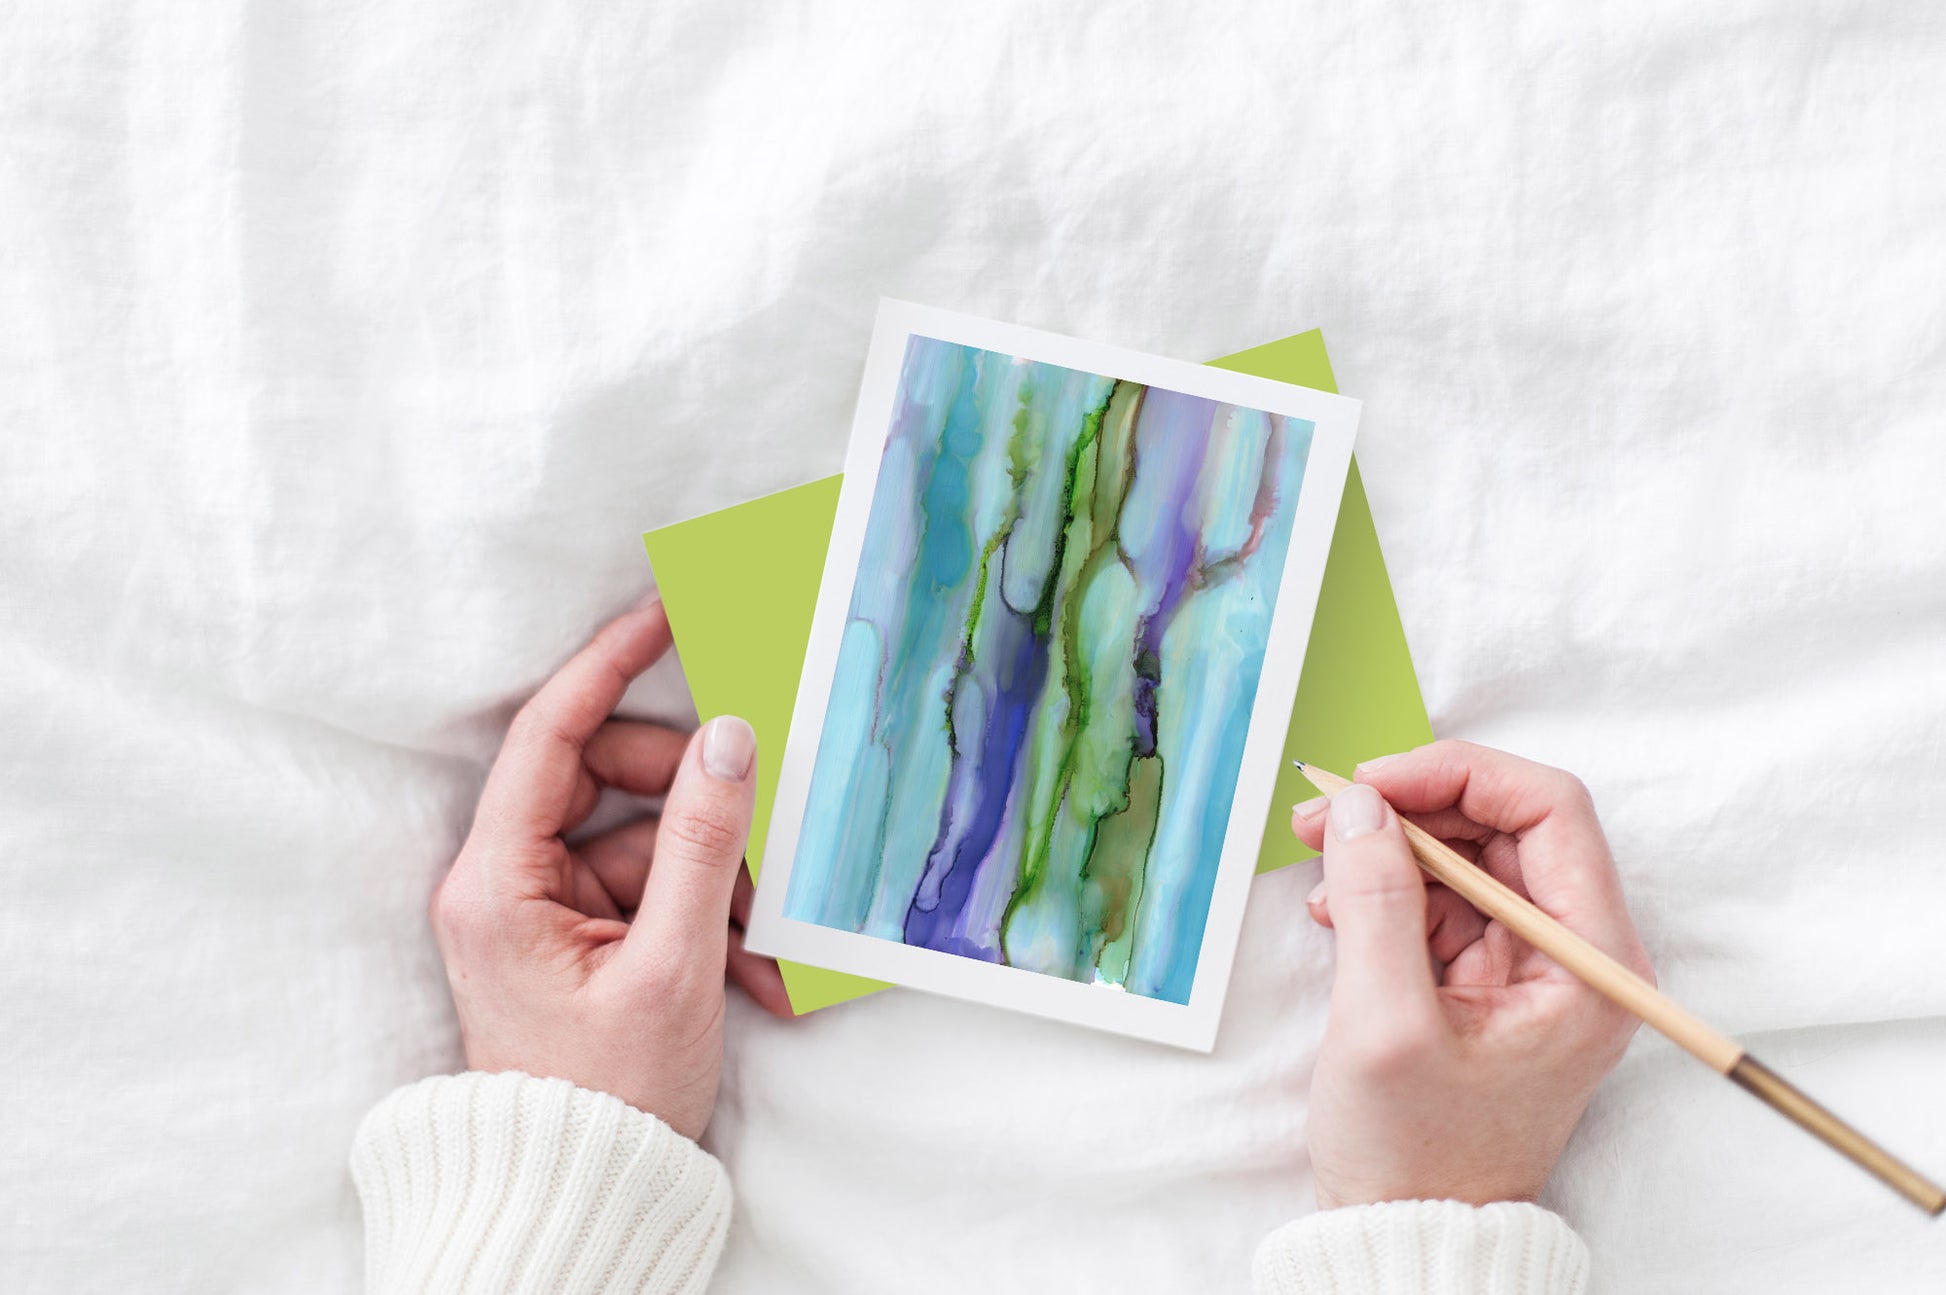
[350,1071,732,1295]
[1252,1200,1590,1295]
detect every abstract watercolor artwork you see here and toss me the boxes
[788,342,1312,1000]
[747,303,1358,1048]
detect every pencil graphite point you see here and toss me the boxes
[1291,758,1307,771]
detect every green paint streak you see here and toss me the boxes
[998,380,1122,957]
[1086,753,1165,984]
[1006,381,1038,492]
[1058,439,1101,745]
[957,523,1012,670]
[1089,382,1144,548]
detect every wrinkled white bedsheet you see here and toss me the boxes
[4,2,1944,1290]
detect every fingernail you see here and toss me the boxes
[1354,753,1400,776]
[1292,796,1329,821]
[1331,783,1387,840]
[1307,879,1327,905]
[703,716,756,781]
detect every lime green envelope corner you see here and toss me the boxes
[642,329,1432,1014]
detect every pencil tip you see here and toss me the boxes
[1291,759,1307,770]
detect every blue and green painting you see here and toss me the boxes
[785,336,1313,1004]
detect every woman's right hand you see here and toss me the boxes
[1289,740,1654,1209]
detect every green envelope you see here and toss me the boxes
[643,329,1431,1013]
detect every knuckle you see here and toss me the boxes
[632,945,682,993]
[507,704,570,754]
[1538,981,1639,1054]
[1416,739,1480,790]
[1331,866,1425,910]
[1343,1022,1436,1081]
[634,945,715,1004]
[1578,1000,1642,1065]
[429,874,484,943]
[504,702,547,746]
[662,801,747,861]
[1555,770,1594,807]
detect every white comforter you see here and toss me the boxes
[4,2,1943,1290]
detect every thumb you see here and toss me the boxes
[624,716,757,974]
[1320,783,1440,1022]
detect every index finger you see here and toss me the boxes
[1356,740,1647,967]
[476,601,674,844]
[1357,740,1590,839]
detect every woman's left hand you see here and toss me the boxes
[428,601,791,1141]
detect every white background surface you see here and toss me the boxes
[3,2,1944,1290]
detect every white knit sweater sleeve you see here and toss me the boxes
[349,1071,732,1294]
[1252,1200,1590,1295]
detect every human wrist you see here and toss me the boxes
[351,1071,731,1293]
[1255,1200,1590,1294]
[1317,1170,1550,1212]
[1316,1159,1554,1212]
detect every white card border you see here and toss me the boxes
[743,300,1360,1051]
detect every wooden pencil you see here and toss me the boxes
[1295,760,1945,1217]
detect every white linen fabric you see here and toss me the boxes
[3,2,1943,1290]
